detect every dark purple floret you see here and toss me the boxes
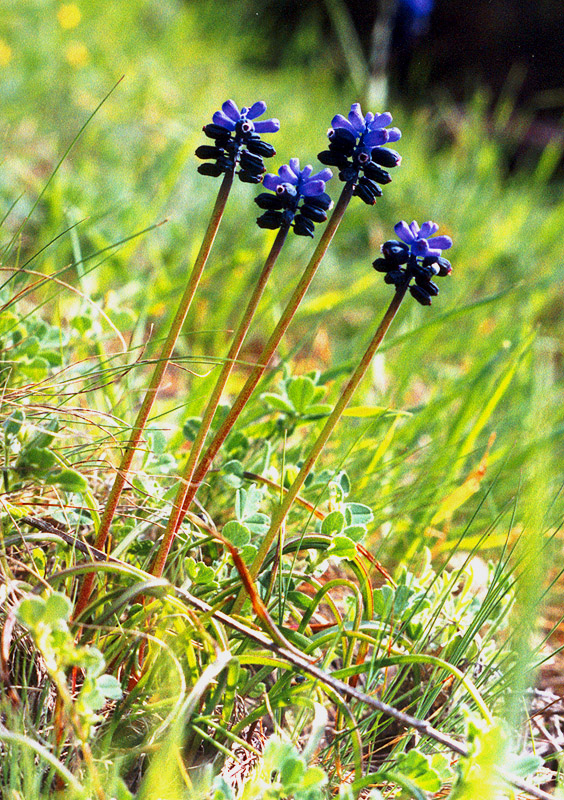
[409,284,432,305]
[381,240,409,264]
[371,147,402,169]
[318,102,402,204]
[196,100,279,184]
[373,220,452,306]
[256,159,333,237]
[303,192,332,210]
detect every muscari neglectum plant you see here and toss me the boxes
[22,95,557,800]
[150,102,404,581]
[232,217,452,611]
[74,95,453,614]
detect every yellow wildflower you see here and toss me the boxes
[0,38,12,67]
[57,3,81,30]
[65,41,89,68]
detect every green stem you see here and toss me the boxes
[74,170,234,619]
[150,223,290,579]
[163,182,355,550]
[232,280,408,614]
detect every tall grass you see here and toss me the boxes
[1,1,563,798]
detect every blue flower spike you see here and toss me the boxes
[373,220,453,305]
[318,102,402,204]
[255,158,333,237]
[196,100,280,184]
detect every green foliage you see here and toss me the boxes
[392,749,451,792]
[213,734,328,800]
[1,1,562,799]
[261,371,333,433]
[16,592,122,741]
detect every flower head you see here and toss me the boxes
[373,220,452,305]
[394,220,452,258]
[255,158,333,237]
[263,159,332,197]
[196,100,279,184]
[330,104,402,148]
[318,102,402,204]
[212,100,280,135]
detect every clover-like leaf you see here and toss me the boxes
[223,520,251,548]
[244,513,270,535]
[373,585,394,617]
[505,752,543,779]
[394,749,442,792]
[44,592,72,626]
[300,766,327,793]
[240,544,258,564]
[280,755,305,789]
[235,484,265,521]
[261,392,296,414]
[182,417,201,441]
[287,376,316,414]
[95,673,123,702]
[327,535,356,560]
[345,502,373,526]
[18,446,57,472]
[343,524,366,543]
[321,510,345,537]
[16,596,47,630]
[221,459,244,488]
[4,409,25,439]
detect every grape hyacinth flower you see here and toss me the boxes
[255,158,333,237]
[373,220,453,305]
[196,100,280,184]
[318,102,401,204]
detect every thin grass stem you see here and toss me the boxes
[150,181,355,578]
[232,281,408,613]
[150,223,290,578]
[73,170,234,618]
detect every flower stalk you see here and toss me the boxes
[231,276,409,615]
[153,222,291,574]
[150,180,355,579]
[74,169,234,619]
[231,218,452,613]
